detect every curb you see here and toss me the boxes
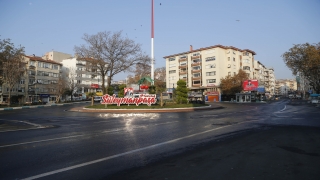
[69,105,224,113]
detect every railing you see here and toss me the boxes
[192,77,201,80]
[192,84,201,87]
[191,69,201,73]
[191,55,201,60]
[179,58,187,62]
[191,62,201,66]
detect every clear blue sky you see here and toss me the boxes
[1,0,319,81]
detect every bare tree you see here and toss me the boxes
[154,67,166,82]
[0,38,25,106]
[74,31,150,94]
[65,67,80,101]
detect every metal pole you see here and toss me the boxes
[151,0,154,85]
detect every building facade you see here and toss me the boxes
[164,45,256,98]
[61,57,108,98]
[0,55,63,104]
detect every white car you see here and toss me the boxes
[94,96,102,102]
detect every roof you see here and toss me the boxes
[24,55,62,65]
[163,44,256,58]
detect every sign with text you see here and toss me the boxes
[243,80,258,91]
[101,94,157,106]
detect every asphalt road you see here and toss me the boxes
[0,100,319,180]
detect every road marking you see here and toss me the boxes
[0,134,85,148]
[22,119,259,180]
[64,124,81,126]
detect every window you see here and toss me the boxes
[193,80,201,85]
[169,70,176,74]
[44,72,49,76]
[206,64,216,69]
[49,72,53,77]
[30,61,35,66]
[20,79,25,84]
[180,62,187,66]
[43,80,49,84]
[53,73,59,77]
[29,70,36,75]
[193,66,201,70]
[38,62,43,67]
[207,79,216,83]
[44,63,51,68]
[169,57,176,61]
[205,56,215,62]
[192,59,201,63]
[206,71,216,76]
[233,57,235,61]
[228,72,231,76]
[53,65,59,70]
[37,71,44,76]
[243,66,250,70]
[234,72,236,76]
[193,73,201,78]
[29,79,35,84]
[228,57,230,61]
[193,53,200,56]
[77,80,81,84]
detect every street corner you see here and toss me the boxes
[0,120,48,132]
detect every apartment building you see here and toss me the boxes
[42,51,72,63]
[164,45,256,97]
[61,57,108,97]
[0,55,63,104]
[275,79,297,96]
[24,55,63,103]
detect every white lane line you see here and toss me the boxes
[0,134,85,148]
[22,119,259,180]
[1,121,179,148]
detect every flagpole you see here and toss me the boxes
[151,0,154,85]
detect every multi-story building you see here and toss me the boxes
[61,57,108,97]
[163,45,256,100]
[0,55,63,104]
[275,79,297,96]
[24,55,63,103]
[42,51,72,63]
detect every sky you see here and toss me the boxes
[1,0,319,81]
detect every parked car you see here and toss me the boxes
[93,96,102,102]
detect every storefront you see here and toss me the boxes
[206,91,219,102]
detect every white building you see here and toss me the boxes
[61,57,108,97]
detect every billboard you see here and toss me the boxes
[243,80,258,91]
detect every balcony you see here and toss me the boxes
[192,84,201,87]
[179,71,187,75]
[191,69,201,73]
[76,63,85,66]
[180,77,187,81]
[191,62,201,67]
[29,65,36,69]
[192,77,201,80]
[179,58,187,62]
[179,65,187,69]
[191,55,201,60]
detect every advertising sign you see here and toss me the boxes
[101,94,157,106]
[243,80,258,91]
[91,84,99,88]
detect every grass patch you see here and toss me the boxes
[85,103,209,109]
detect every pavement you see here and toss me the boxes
[108,125,320,180]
